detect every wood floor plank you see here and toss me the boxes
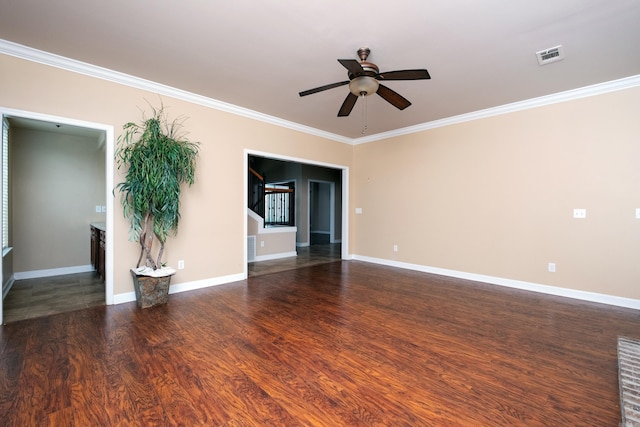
[1,260,639,426]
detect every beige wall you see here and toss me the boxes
[247,213,296,257]
[11,127,105,272]
[0,54,353,296]
[352,87,640,299]
[1,52,639,303]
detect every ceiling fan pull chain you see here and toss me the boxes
[361,94,368,135]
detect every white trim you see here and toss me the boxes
[247,149,349,171]
[243,153,249,277]
[260,226,298,234]
[0,39,351,144]
[0,107,116,306]
[247,209,297,234]
[113,291,137,305]
[2,39,639,146]
[113,272,246,304]
[169,273,245,294]
[340,169,348,259]
[14,264,94,280]
[251,251,298,263]
[244,149,350,280]
[352,74,640,144]
[352,254,640,310]
[2,274,15,300]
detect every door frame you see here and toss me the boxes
[243,149,349,278]
[308,179,336,245]
[0,107,115,324]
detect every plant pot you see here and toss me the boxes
[131,269,173,308]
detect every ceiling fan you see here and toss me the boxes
[299,48,431,117]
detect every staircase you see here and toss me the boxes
[248,167,295,227]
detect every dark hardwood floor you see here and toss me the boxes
[2,244,340,323]
[247,243,341,277]
[2,272,105,323]
[1,261,637,426]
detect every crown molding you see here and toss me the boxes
[0,39,352,144]
[2,39,639,146]
[353,73,640,144]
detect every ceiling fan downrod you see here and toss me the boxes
[357,47,371,62]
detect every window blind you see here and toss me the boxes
[2,117,9,250]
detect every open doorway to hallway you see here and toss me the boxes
[1,111,114,324]
[246,154,346,277]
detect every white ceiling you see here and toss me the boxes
[7,116,104,140]
[1,0,640,140]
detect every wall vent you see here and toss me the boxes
[247,235,256,262]
[536,45,565,66]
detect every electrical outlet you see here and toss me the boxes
[393,245,398,252]
[548,263,556,273]
[260,241,265,248]
[178,260,185,270]
[95,205,101,213]
[636,208,640,219]
[573,209,586,219]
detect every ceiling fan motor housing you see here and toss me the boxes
[298,47,430,116]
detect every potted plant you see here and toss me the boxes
[115,104,199,308]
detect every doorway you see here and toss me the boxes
[0,108,114,324]
[309,180,335,246]
[245,151,348,278]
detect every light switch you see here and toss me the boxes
[355,207,363,214]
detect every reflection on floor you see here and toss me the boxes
[248,243,341,277]
[2,244,341,323]
[3,272,105,324]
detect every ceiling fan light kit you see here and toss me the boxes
[349,76,379,97]
[299,47,431,117]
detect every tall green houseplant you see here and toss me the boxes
[115,105,199,272]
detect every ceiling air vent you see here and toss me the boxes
[536,45,565,66]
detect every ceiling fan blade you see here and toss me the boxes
[338,59,364,76]
[337,93,358,117]
[377,69,431,81]
[299,80,349,97]
[376,84,411,110]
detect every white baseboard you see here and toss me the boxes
[251,251,297,263]
[14,265,94,280]
[113,272,246,305]
[296,242,310,248]
[113,291,137,305]
[351,254,640,310]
